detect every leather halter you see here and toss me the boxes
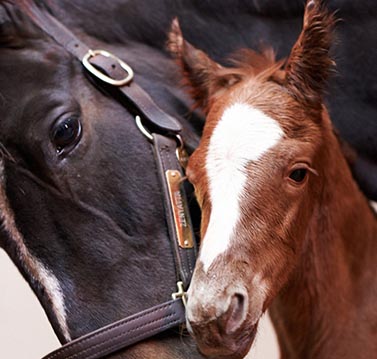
[18,2,198,358]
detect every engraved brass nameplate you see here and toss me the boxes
[165,170,194,249]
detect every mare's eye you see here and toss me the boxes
[51,116,82,155]
[289,168,307,183]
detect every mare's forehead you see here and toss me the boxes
[0,3,37,42]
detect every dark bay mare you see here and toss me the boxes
[0,0,376,358]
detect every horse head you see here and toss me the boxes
[169,1,340,357]
[0,1,203,357]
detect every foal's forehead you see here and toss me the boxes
[199,102,284,271]
[204,101,285,175]
[209,102,284,160]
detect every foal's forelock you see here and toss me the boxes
[199,102,284,272]
[0,160,71,341]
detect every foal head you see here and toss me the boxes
[169,1,334,357]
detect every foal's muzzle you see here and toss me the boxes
[187,286,255,359]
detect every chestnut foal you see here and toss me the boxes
[169,1,377,358]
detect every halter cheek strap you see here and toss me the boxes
[153,134,196,287]
[17,2,198,358]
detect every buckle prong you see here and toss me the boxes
[172,281,187,307]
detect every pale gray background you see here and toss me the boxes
[0,249,279,359]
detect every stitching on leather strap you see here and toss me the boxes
[68,313,178,359]
[46,301,176,359]
[81,318,181,359]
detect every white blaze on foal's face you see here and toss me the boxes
[200,102,284,272]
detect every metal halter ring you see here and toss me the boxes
[82,49,134,86]
[135,116,188,169]
[135,116,153,141]
[175,134,184,150]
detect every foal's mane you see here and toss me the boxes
[222,47,285,83]
[192,47,287,112]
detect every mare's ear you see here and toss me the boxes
[167,18,242,112]
[285,0,335,114]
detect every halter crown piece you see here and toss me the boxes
[18,2,197,358]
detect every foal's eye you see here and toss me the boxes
[50,116,82,155]
[289,168,307,183]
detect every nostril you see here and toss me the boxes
[223,293,247,335]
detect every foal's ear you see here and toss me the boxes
[168,18,242,112]
[285,0,335,113]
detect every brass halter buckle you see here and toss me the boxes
[172,281,187,307]
[82,49,134,86]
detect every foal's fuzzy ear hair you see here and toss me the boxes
[167,18,242,112]
[285,0,335,114]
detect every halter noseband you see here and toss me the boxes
[18,2,198,358]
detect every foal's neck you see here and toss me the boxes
[270,119,377,359]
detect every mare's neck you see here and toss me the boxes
[270,122,377,359]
